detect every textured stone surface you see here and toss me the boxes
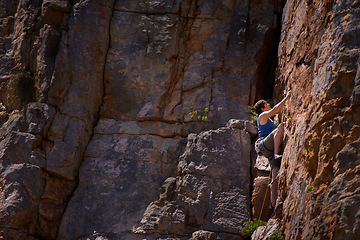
[133,121,251,238]
[251,177,272,222]
[0,0,359,239]
[274,0,360,239]
[0,103,55,239]
[100,0,280,133]
[0,0,116,239]
[58,131,185,239]
[251,219,281,240]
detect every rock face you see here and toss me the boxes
[0,103,56,240]
[251,176,272,221]
[273,0,360,239]
[57,119,186,239]
[133,120,251,238]
[0,0,281,239]
[251,219,281,240]
[0,0,359,240]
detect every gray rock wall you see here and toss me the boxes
[1,0,359,240]
[133,121,252,238]
[0,0,281,239]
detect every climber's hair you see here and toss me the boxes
[254,99,267,115]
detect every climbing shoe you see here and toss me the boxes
[274,154,282,161]
[269,203,275,211]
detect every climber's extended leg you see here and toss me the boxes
[270,166,279,208]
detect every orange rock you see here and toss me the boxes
[252,177,272,221]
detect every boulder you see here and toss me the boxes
[190,230,216,240]
[251,177,272,222]
[251,219,281,240]
[133,125,251,237]
[0,163,43,238]
[254,154,270,174]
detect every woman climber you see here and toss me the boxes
[253,90,291,211]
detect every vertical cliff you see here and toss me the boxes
[272,0,360,239]
[0,0,281,239]
[0,0,359,240]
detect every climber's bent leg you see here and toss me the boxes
[259,132,275,158]
[273,123,284,155]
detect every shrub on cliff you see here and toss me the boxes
[189,106,222,121]
[269,230,284,240]
[240,219,267,238]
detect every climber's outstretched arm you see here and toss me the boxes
[259,91,291,123]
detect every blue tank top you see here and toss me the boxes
[257,118,277,137]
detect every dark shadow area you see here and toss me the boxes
[254,1,286,104]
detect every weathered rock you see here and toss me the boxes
[25,102,56,136]
[0,164,43,238]
[46,30,70,108]
[133,123,251,237]
[0,104,55,167]
[1,0,117,238]
[57,122,185,239]
[254,154,270,174]
[190,230,216,240]
[226,119,245,129]
[34,24,61,102]
[101,0,280,134]
[0,103,55,238]
[251,219,281,240]
[102,2,180,121]
[2,0,359,240]
[252,177,272,222]
[53,0,281,238]
[40,3,116,237]
[40,0,69,27]
[273,0,360,239]
[94,118,183,138]
[36,176,75,239]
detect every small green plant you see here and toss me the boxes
[248,106,257,125]
[240,219,267,238]
[307,184,313,193]
[189,106,222,122]
[269,230,284,240]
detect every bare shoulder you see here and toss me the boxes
[258,112,269,125]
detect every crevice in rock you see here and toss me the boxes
[248,0,287,224]
[53,0,117,238]
[252,1,286,104]
[182,80,210,93]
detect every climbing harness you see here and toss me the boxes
[254,137,264,153]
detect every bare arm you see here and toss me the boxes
[259,91,291,124]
